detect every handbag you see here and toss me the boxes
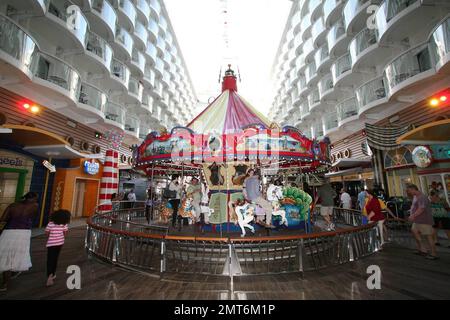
[163,188,177,199]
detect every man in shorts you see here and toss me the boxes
[406,184,438,260]
[314,179,337,231]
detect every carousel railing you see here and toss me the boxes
[86,206,411,279]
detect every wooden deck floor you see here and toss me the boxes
[1,227,450,300]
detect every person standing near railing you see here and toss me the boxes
[168,175,183,230]
[313,179,336,231]
[340,188,352,209]
[186,177,202,224]
[406,184,438,260]
[127,188,137,209]
[365,190,387,246]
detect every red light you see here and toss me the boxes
[440,95,447,102]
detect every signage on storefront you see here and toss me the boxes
[0,157,25,167]
[83,160,99,175]
[412,146,432,168]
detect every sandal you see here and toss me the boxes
[413,250,427,256]
[426,254,439,260]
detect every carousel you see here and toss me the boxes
[133,66,331,234]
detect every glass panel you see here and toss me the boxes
[31,52,81,98]
[315,43,329,68]
[318,73,334,97]
[332,53,352,81]
[349,28,378,62]
[115,27,133,56]
[111,58,130,85]
[324,112,338,131]
[118,0,137,27]
[134,21,148,45]
[86,31,113,69]
[385,44,432,89]
[105,102,125,124]
[0,15,37,69]
[343,0,368,29]
[429,18,450,67]
[327,18,346,50]
[356,76,388,108]
[91,0,117,36]
[337,97,358,121]
[47,0,88,45]
[79,82,107,112]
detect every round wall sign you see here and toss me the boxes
[412,146,432,168]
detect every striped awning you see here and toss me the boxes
[365,123,410,150]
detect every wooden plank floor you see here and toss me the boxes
[1,227,450,300]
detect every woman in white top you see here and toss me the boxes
[340,188,352,209]
[168,175,183,229]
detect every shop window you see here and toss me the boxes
[384,146,414,169]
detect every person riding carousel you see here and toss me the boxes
[242,168,275,229]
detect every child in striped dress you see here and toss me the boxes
[45,209,71,287]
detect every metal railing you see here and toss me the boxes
[86,205,409,280]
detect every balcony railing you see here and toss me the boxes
[429,17,450,70]
[300,11,312,34]
[148,19,159,40]
[297,74,307,93]
[155,57,164,75]
[91,0,117,37]
[159,15,167,34]
[356,76,388,110]
[323,112,338,132]
[30,52,81,99]
[125,115,140,134]
[375,0,419,39]
[111,58,130,86]
[47,0,89,46]
[134,21,148,46]
[105,101,125,124]
[79,82,107,113]
[301,102,310,118]
[0,14,38,70]
[144,65,155,86]
[343,0,368,30]
[305,61,317,84]
[349,28,378,64]
[318,73,334,98]
[312,18,325,43]
[145,41,157,63]
[115,27,133,57]
[308,88,320,107]
[315,43,329,69]
[128,77,143,100]
[86,31,113,69]
[149,0,161,17]
[115,0,137,28]
[324,0,341,23]
[337,97,359,123]
[131,48,145,73]
[136,0,150,22]
[384,43,432,90]
[313,121,324,137]
[139,126,150,140]
[303,38,314,57]
[327,18,346,51]
[331,53,352,83]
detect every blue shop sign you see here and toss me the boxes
[84,160,99,175]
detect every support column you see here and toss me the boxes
[98,150,119,212]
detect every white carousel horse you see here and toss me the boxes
[235,203,256,237]
[271,201,288,227]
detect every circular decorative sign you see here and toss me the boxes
[412,146,432,168]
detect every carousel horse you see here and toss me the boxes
[234,200,256,237]
[271,201,288,227]
[159,203,172,223]
[179,197,195,220]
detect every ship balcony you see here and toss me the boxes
[149,0,161,20]
[337,97,359,127]
[126,76,144,104]
[136,0,151,25]
[323,0,345,27]
[308,88,321,113]
[104,101,125,130]
[83,0,117,41]
[73,31,113,75]
[124,114,140,140]
[108,58,130,91]
[133,21,148,50]
[112,27,134,61]
[129,48,146,77]
[77,82,107,120]
[147,19,159,43]
[429,16,450,74]
[356,75,389,116]
[327,18,349,57]
[318,73,335,101]
[112,0,136,32]
[312,17,327,47]
[323,112,339,135]
[143,65,156,88]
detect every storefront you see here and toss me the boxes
[51,158,103,218]
[0,149,35,216]
[396,119,450,204]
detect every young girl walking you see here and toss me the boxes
[45,209,71,287]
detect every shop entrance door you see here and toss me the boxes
[73,179,99,217]
[0,168,27,218]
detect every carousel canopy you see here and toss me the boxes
[187,66,271,134]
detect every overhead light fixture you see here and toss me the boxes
[30,105,40,113]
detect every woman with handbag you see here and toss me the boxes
[167,175,182,230]
[0,192,39,291]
